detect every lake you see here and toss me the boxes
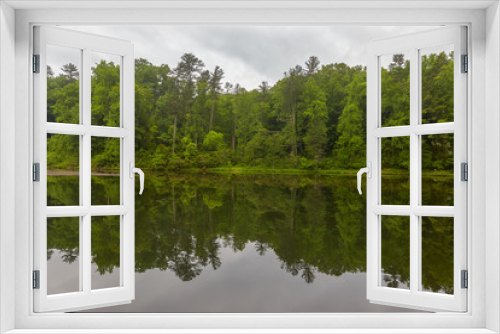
[46,172,453,312]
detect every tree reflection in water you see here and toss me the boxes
[47,173,454,293]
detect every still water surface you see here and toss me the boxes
[46,173,453,312]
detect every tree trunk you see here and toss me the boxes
[231,186,235,227]
[209,101,215,131]
[232,112,236,151]
[232,129,235,151]
[172,185,176,225]
[291,104,298,157]
[290,187,296,231]
[172,113,177,154]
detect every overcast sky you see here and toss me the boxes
[58,25,436,90]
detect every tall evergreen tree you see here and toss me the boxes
[208,66,224,131]
[305,56,320,76]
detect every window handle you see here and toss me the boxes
[129,162,144,195]
[357,162,371,195]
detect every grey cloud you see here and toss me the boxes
[64,25,435,90]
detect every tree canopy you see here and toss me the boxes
[47,52,454,173]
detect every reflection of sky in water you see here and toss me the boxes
[45,173,447,312]
[43,173,446,313]
[48,250,121,295]
[48,250,80,295]
[78,241,417,313]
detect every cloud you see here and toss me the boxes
[60,25,435,90]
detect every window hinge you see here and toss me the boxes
[33,54,40,73]
[461,162,468,182]
[33,270,40,289]
[461,54,468,73]
[461,270,468,289]
[33,163,40,182]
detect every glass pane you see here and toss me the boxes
[381,215,410,290]
[47,134,80,206]
[91,137,121,205]
[47,217,80,294]
[381,137,410,205]
[380,52,410,127]
[91,52,121,127]
[421,44,454,124]
[421,217,454,294]
[91,215,121,290]
[421,134,454,206]
[46,44,81,124]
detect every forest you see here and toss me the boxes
[46,51,454,172]
[45,51,456,302]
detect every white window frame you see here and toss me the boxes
[366,26,468,312]
[1,1,499,333]
[33,26,136,313]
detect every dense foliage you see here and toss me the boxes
[47,51,454,172]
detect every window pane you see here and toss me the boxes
[91,137,121,206]
[421,44,454,124]
[91,215,121,290]
[381,215,410,290]
[380,52,410,127]
[381,137,410,205]
[47,217,80,295]
[421,216,454,294]
[46,44,81,124]
[91,52,121,127]
[47,134,80,206]
[421,133,454,206]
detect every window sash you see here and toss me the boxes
[366,26,468,312]
[33,26,136,313]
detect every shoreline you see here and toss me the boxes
[47,168,453,177]
[47,170,119,176]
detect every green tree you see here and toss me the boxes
[91,60,120,126]
[305,56,320,76]
[301,77,328,164]
[61,63,79,82]
[335,72,366,168]
[208,66,224,131]
[46,51,455,173]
